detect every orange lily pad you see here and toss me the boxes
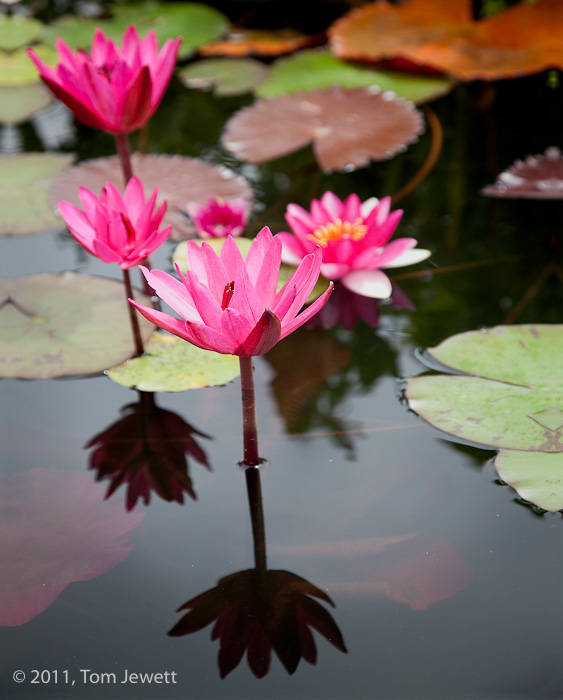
[49,154,254,240]
[198,28,323,57]
[482,147,563,199]
[329,0,563,81]
[221,86,424,172]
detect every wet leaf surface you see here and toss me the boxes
[256,48,454,103]
[329,0,563,81]
[0,273,155,378]
[0,15,43,51]
[106,331,240,392]
[482,147,563,200]
[49,154,254,240]
[42,2,229,60]
[222,86,424,172]
[0,468,143,627]
[198,28,321,57]
[495,450,563,512]
[0,46,58,86]
[0,84,51,124]
[178,57,269,96]
[0,153,74,236]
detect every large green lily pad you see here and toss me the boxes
[495,450,563,512]
[255,49,454,104]
[0,273,155,379]
[42,2,229,60]
[0,153,74,236]
[0,15,43,52]
[0,46,58,87]
[0,85,52,124]
[178,57,269,96]
[106,331,240,392]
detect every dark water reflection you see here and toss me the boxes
[1,65,562,700]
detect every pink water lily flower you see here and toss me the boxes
[58,176,171,269]
[279,192,430,299]
[130,228,334,356]
[187,196,247,239]
[27,26,181,134]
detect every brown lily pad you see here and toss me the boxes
[0,468,143,627]
[49,153,254,240]
[0,273,154,379]
[221,86,424,172]
[329,0,563,81]
[198,28,323,58]
[482,147,563,200]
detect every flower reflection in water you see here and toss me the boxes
[87,391,211,511]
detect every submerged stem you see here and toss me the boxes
[122,268,144,356]
[114,133,134,185]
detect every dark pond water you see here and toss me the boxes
[1,41,562,700]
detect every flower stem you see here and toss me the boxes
[245,466,267,573]
[239,356,260,468]
[122,268,144,356]
[114,133,134,185]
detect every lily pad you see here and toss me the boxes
[221,86,424,172]
[178,57,269,96]
[0,273,155,379]
[256,49,454,104]
[106,331,240,392]
[0,152,74,236]
[0,46,58,87]
[42,2,229,60]
[0,15,43,52]
[495,450,563,512]
[482,147,563,200]
[49,154,254,240]
[0,84,52,124]
[198,28,320,58]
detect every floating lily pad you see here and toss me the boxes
[0,84,52,124]
[0,273,155,379]
[178,57,269,96]
[42,2,229,60]
[482,147,563,200]
[49,154,254,240]
[495,450,563,512]
[0,46,58,86]
[198,28,320,58]
[222,86,424,172]
[0,152,74,236]
[256,49,454,104]
[0,15,43,52]
[106,331,240,392]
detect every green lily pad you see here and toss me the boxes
[0,84,52,124]
[406,325,563,452]
[0,46,58,86]
[0,273,155,379]
[42,2,229,60]
[172,237,329,303]
[0,153,74,236]
[494,450,563,513]
[0,15,43,51]
[106,331,240,392]
[178,57,269,96]
[255,49,454,104]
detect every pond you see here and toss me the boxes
[1,2,562,699]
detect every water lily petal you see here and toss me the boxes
[381,247,431,268]
[341,269,392,299]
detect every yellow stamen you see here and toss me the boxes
[307,217,368,247]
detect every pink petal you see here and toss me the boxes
[320,262,349,279]
[236,309,282,356]
[381,247,431,268]
[280,282,334,338]
[354,237,417,269]
[129,299,189,339]
[279,232,308,265]
[341,269,392,299]
[139,267,200,321]
[318,191,344,220]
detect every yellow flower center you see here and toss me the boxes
[307,218,368,247]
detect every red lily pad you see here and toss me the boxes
[49,154,254,240]
[0,273,154,379]
[0,468,143,627]
[221,86,424,172]
[329,0,563,81]
[482,147,563,200]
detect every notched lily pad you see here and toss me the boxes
[221,86,424,172]
[0,15,43,52]
[482,147,563,200]
[178,57,269,96]
[0,273,154,379]
[0,152,74,236]
[0,84,52,124]
[106,331,240,392]
[49,154,254,240]
[495,450,563,512]
[0,46,58,87]
[256,49,454,104]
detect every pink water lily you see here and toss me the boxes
[279,191,430,299]
[27,26,181,134]
[187,196,247,239]
[58,176,171,269]
[130,228,334,356]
